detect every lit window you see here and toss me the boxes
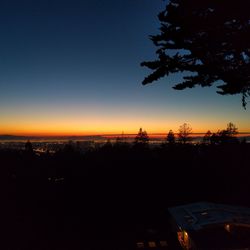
[148,241,157,248]
[159,241,168,247]
[136,242,145,248]
[225,224,231,232]
[177,231,184,243]
[183,231,190,248]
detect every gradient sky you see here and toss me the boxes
[0,0,250,136]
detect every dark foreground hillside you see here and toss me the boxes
[1,142,250,249]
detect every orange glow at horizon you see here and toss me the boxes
[1,104,250,136]
[1,119,250,136]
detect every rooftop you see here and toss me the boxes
[168,202,250,231]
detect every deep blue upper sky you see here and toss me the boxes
[0,0,249,135]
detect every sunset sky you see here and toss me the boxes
[1,0,250,136]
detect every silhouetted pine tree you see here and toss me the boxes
[134,128,149,144]
[141,0,250,107]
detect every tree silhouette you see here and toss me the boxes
[25,140,33,153]
[141,0,250,108]
[218,122,239,144]
[210,132,220,145]
[134,128,149,144]
[226,122,238,137]
[203,130,212,144]
[166,129,175,144]
[178,123,192,144]
[210,123,238,144]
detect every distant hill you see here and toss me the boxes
[0,135,28,140]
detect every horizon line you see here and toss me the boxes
[1,132,250,138]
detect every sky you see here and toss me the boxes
[0,0,250,136]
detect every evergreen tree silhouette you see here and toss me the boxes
[141,0,250,107]
[134,128,149,144]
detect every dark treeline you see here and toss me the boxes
[1,140,250,249]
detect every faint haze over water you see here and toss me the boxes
[1,133,250,144]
